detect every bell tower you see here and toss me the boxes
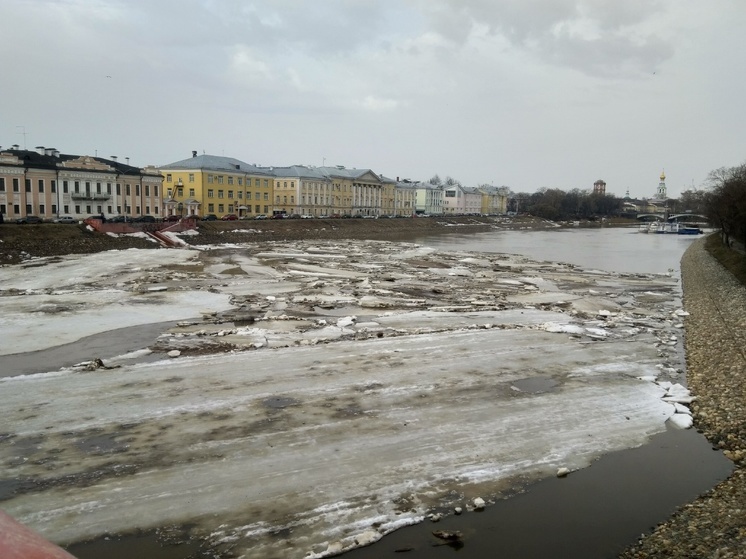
[656,170,667,199]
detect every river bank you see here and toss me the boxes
[619,237,746,558]
[0,215,628,264]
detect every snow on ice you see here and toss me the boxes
[0,239,691,558]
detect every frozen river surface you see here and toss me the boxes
[0,239,693,557]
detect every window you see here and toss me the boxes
[177,187,182,196]
[97,205,102,213]
[85,182,91,195]
[264,179,269,187]
[74,181,80,193]
[228,176,234,185]
[146,206,150,214]
[445,191,456,197]
[218,190,224,198]
[208,189,214,198]
[135,185,140,196]
[154,185,158,196]
[188,173,194,183]
[167,188,172,198]
[64,205,69,213]
[255,205,260,213]
[63,181,69,193]
[208,203,214,212]
[136,206,141,214]
[167,174,172,182]
[96,182,102,194]
[25,179,31,192]
[86,205,91,214]
[116,183,120,195]
[228,191,234,199]
[52,204,57,214]
[145,185,150,197]
[107,183,111,194]
[126,185,131,195]
[38,179,44,192]
[264,192,268,200]
[13,178,19,192]
[116,205,121,213]
[107,206,112,214]
[218,204,224,212]
[0,178,4,191]
[75,205,81,214]
[217,176,224,184]
[14,204,20,214]
[189,188,195,197]
[237,191,242,199]
[39,204,45,214]
[238,178,242,186]
[208,175,214,183]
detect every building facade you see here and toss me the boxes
[159,152,274,218]
[0,145,163,220]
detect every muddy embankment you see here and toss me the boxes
[0,215,594,264]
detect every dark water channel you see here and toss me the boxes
[12,228,736,558]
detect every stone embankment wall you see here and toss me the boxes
[620,237,746,558]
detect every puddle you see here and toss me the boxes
[0,321,182,378]
[262,396,301,410]
[74,434,128,455]
[510,376,558,394]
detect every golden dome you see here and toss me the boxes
[660,170,666,181]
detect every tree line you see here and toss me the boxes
[704,164,746,249]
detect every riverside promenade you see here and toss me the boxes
[621,237,746,558]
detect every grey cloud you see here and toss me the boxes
[417,0,676,76]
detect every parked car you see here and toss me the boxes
[254,214,268,220]
[221,214,238,221]
[202,214,218,221]
[164,215,182,222]
[108,215,132,223]
[300,215,314,219]
[53,215,77,224]
[16,216,43,224]
[271,213,286,219]
[133,215,156,223]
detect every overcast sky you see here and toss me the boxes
[1,1,744,198]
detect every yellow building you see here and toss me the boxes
[159,152,273,218]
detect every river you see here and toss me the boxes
[341,225,733,559]
[416,225,700,275]
[6,226,731,559]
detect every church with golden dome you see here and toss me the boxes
[654,170,667,200]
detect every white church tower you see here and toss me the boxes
[655,170,667,200]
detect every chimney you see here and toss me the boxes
[52,149,60,157]
[12,144,19,150]
[192,150,197,157]
[36,146,45,155]
[396,176,399,182]
[111,155,118,161]
[126,157,130,165]
[44,148,54,156]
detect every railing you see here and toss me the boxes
[71,192,111,201]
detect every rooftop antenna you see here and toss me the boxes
[15,126,27,149]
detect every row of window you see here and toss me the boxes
[0,204,160,216]
[206,204,272,214]
[0,177,159,197]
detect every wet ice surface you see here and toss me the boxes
[0,240,692,558]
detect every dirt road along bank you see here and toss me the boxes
[620,237,746,559]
